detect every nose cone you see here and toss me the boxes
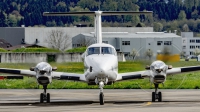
[86,55,117,77]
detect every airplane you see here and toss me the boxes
[0,49,200,104]
[0,11,199,105]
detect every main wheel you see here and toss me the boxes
[152,92,155,102]
[47,93,50,103]
[40,93,44,103]
[99,92,104,105]
[158,92,162,102]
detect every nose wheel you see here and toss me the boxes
[152,84,162,102]
[99,81,105,105]
[99,92,104,105]
[40,85,50,103]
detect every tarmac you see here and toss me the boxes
[0,89,200,112]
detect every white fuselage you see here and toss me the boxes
[83,43,118,84]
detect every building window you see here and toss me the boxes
[190,39,195,43]
[122,41,130,45]
[103,41,108,44]
[183,46,186,49]
[157,41,162,45]
[183,40,186,43]
[77,44,82,47]
[190,45,195,49]
[164,41,172,45]
[196,40,200,43]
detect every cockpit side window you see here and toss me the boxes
[87,47,100,56]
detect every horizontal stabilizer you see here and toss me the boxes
[43,11,152,16]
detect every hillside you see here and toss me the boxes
[0,0,200,35]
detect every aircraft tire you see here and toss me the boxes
[158,92,162,102]
[99,92,104,105]
[152,92,155,102]
[47,93,50,103]
[40,93,44,103]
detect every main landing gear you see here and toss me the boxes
[152,84,162,102]
[40,85,50,103]
[99,81,104,105]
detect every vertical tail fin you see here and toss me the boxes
[43,11,152,44]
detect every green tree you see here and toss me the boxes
[191,9,199,20]
[77,0,98,10]
[178,10,186,20]
[0,11,7,27]
[154,22,163,32]
[8,14,18,26]
[182,24,190,32]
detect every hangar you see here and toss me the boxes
[72,32,182,59]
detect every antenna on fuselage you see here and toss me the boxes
[43,11,152,44]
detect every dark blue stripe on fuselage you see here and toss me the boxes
[122,74,142,80]
[181,66,200,72]
[0,69,20,74]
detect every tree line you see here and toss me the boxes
[0,0,200,35]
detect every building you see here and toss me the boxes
[0,27,153,49]
[73,32,182,59]
[182,32,200,57]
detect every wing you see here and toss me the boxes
[116,70,151,81]
[52,71,86,82]
[0,68,87,82]
[167,66,200,75]
[0,68,36,77]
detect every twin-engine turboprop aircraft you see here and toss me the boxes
[0,48,200,104]
[0,10,200,105]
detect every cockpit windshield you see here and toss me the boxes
[102,47,113,54]
[87,47,116,56]
[87,47,100,55]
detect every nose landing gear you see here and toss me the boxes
[40,85,50,103]
[152,84,162,102]
[99,81,104,105]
